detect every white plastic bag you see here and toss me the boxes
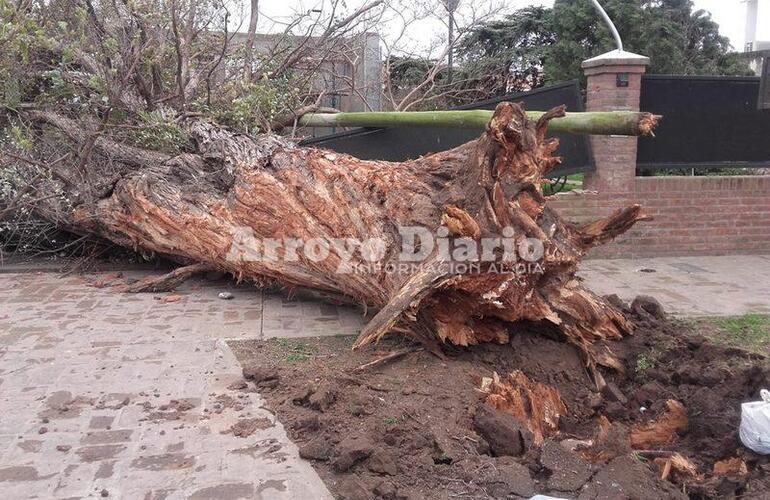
[740,389,770,454]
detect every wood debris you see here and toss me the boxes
[653,452,702,483]
[630,399,688,449]
[713,456,748,476]
[480,370,566,445]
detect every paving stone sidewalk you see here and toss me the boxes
[579,254,770,316]
[0,272,332,499]
[0,254,768,498]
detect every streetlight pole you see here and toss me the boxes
[589,0,623,51]
[443,0,460,83]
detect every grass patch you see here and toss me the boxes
[274,338,315,362]
[697,314,770,353]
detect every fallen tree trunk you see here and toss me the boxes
[9,102,654,381]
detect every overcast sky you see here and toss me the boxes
[255,0,770,54]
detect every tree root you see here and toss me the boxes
[119,263,213,293]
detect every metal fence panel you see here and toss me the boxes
[638,75,770,170]
[301,81,593,177]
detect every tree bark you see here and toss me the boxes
[16,102,652,382]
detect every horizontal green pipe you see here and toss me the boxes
[299,110,657,136]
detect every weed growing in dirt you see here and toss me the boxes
[635,353,655,375]
[348,404,365,416]
[383,416,399,425]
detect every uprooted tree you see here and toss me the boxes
[5,102,656,382]
[1,0,656,386]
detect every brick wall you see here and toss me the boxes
[582,59,646,194]
[549,176,770,258]
[571,52,770,258]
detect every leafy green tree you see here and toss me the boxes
[457,0,752,90]
[455,6,555,96]
[548,0,751,80]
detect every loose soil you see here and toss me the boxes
[229,305,770,500]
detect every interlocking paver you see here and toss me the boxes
[579,255,770,316]
[0,272,332,499]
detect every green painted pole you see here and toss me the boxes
[299,110,658,136]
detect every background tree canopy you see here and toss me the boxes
[455,0,752,97]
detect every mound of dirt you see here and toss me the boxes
[228,308,770,499]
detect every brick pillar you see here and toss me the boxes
[581,51,649,193]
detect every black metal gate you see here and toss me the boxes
[637,75,770,171]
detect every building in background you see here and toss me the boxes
[232,31,382,115]
[743,0,770,75]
